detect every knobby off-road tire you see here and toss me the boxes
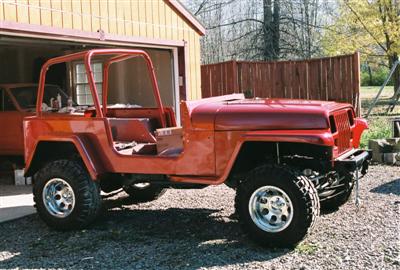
[320,173,354,212]
[235,164,320,248]
[123,183,166,203]
[33,160,102,230]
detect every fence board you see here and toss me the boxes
[201,53,362,116]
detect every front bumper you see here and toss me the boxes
[334,149,372,172]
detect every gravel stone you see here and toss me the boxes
[0,165,399,269]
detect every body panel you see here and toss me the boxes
[24,115,216,178]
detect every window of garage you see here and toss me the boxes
[74,62,103,105]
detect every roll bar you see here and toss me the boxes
[36,48,166,128]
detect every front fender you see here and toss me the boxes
[352,118,368,148]
[171,130,334,185]
[241,130,335,146]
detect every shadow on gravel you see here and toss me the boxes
[370,178,400,196]
[0,195,291,269]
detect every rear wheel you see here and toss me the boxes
[123,183,166,203]
[235,164,319,248]
[33,160,102,230]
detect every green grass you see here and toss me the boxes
[360,86,394,99]
[360,117,392,149]
[294,242,319,255]
[360,86,395,146]
[360,86,400,116]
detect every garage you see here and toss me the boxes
[0,0,205,116]
[0,0,205,182]
[0,36,177,110]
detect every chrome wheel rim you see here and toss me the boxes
[42,178,75,218]
[248,186,293,233]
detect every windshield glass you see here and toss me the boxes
[10,85,70,109]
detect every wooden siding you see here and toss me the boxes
[0,0,201,100]
[201,53,361,115]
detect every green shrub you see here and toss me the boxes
[361,72,370,86]
[360,118,392,149]
[361,66,394,86]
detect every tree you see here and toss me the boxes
[263,0,280,60]
[323,0,400,93]
[183,0,329,63]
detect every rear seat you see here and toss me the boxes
[108,118,157,143]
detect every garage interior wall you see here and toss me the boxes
[0,0,202,100]
[0,38,175,108]
[0,46,61,84]
[108,50,174,107]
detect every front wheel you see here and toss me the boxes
[235,165,320,248]
[33,160,102,230]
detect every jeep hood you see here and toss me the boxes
[189,98,352,131]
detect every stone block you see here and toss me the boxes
[383,153,400,165]
[369,138,400,160]
[371,153,384,163]
[14,169,31,185]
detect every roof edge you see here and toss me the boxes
[163,0,206,36]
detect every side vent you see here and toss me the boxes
[347,110,354,126]
[329,115,337,133]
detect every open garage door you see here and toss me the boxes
[0,36,178,112]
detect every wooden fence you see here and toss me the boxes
[201,53,361,115]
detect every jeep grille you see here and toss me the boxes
[332,110,352,154]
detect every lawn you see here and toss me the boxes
[360,86,394,99]
[359,86,398,148]
[360,86,400,116]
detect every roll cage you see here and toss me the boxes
[36,48,166,128]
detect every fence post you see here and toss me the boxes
[353,52,361,116]
[231,60,239,93]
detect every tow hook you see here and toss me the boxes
[334,150,372,209]
[355,160,369,209]
[355,168,360,209]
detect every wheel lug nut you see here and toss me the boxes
[260,198,267,203]
[270,215,277,223]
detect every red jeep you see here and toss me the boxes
[24,49,370,247]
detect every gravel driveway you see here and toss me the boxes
[0,165,399,270]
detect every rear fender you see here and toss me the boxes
[25,136,104,180]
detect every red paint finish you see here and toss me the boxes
[352,118,368,148]
[0,111,25,155]
[0,84,37,156]
[24,49,368,186]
